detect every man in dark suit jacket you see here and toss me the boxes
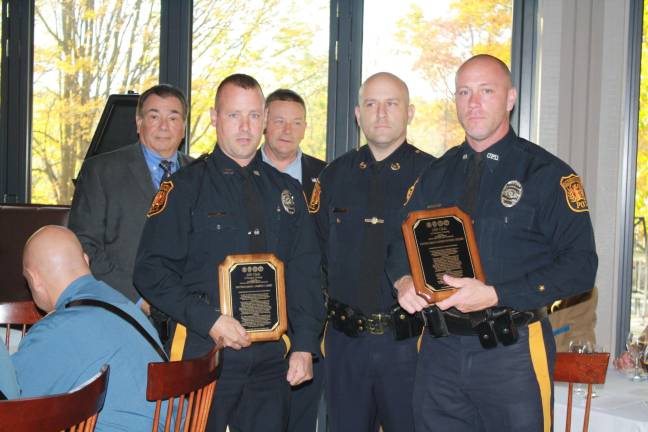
[260,88,326,432]
[69,84,192,308]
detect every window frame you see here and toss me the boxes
[0,0,532,203]
[618,0,644,354]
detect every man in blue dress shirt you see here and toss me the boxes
[69,84,192,311]
[13,225,165,431]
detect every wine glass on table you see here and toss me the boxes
[625,332,646,381]
[569,339,592,393]
[586,344,604,398]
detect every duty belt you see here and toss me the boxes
[421,306,547,349]
[327,298,423,340]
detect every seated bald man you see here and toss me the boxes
[12,225,165,431]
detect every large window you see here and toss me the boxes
[362,0,513,157]
[630,1,648,338]
[190,0,329,160]
[31,0,161,204]
[1,1,524,204]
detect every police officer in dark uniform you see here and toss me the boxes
[389,54,598,431]
[134,74,324,432]
[313,72,433,432]
[260,88,328,432]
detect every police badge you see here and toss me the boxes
[281,190,296,214]
[501,180,523,208]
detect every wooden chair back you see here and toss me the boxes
[147,347,220,432]
[0,365,109,432]
[554,352,610,432]
[0,301,43,348]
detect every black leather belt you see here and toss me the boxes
[422,306,547,349]
[327,299,423,340]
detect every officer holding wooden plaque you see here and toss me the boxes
[387,55,597,431]
[134,74,324,432]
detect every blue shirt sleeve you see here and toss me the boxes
[0,342,19,399]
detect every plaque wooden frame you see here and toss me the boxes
[219,253,287,342]
[402,206,485,303]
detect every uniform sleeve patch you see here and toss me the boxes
[403,178,419,206]
[560,174,589,213]
[308,180,321,214]
[147,180,174,217]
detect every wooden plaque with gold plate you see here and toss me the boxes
[219,253,287,342]
[402,206,485,303]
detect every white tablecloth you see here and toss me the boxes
[554,368,648,432]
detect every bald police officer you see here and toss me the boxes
[313,72,433,432]
[389,54,597,431]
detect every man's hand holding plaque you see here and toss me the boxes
[208,315,251,350]
[401,206,486,305]
[219,253,288,343]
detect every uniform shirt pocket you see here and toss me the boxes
[192,210,237,232]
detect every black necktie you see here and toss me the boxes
[357,162,386,313]
[159,160,174,184]
[240,166,267,253]
[460,152,484,217]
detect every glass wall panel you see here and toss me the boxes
[630,2,648,338]
[362,0,513,157]
[190,0,329,160]
[31,0,160,204]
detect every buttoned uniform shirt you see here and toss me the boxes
[261,144,303,184]
[134,146,324,356]
[315,142,434,313]
[386,129,598,312]
[12,275,163,431]
[141,143,180,188]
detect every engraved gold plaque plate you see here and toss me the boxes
[219,253,287,342]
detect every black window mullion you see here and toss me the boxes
[1,0,33,203]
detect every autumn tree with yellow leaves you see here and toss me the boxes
[31,0,328,204]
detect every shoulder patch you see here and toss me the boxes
[308,180,321,214]
[404,178,419,206]
[147,181,174,217]
[560,174,589,212]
